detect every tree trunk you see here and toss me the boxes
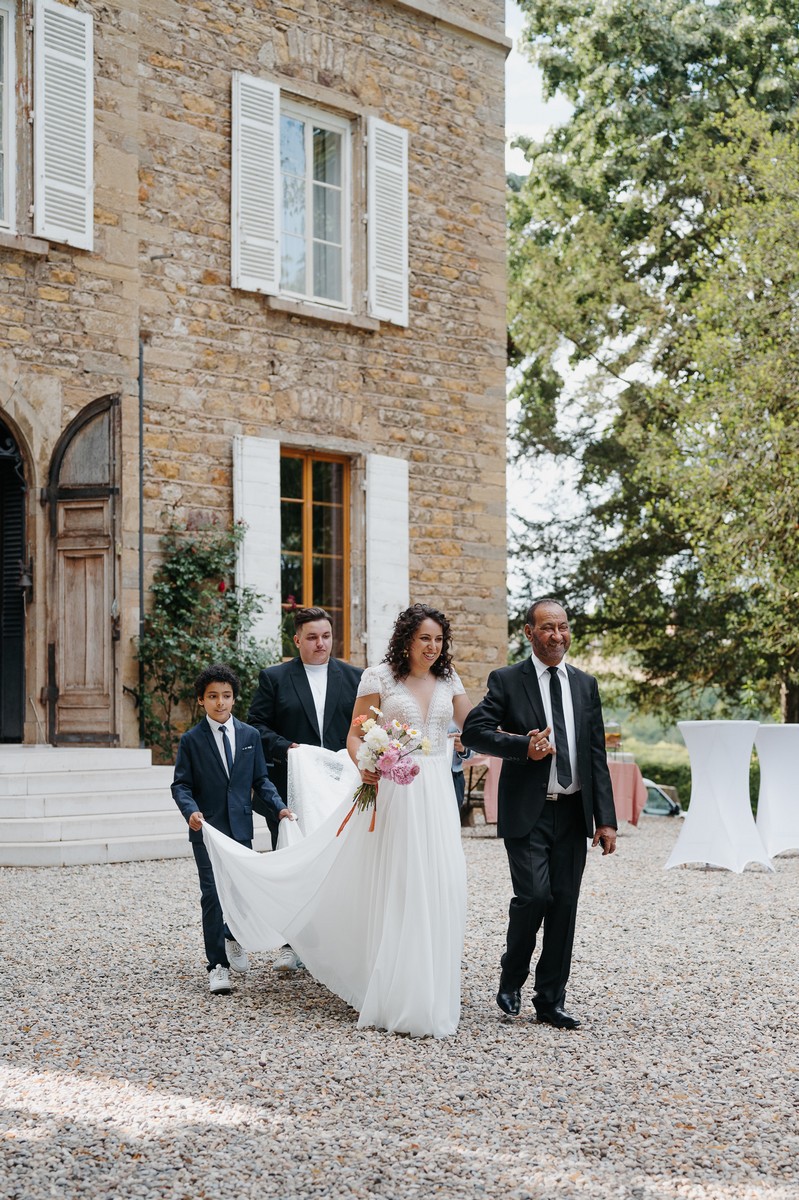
[779,680,799,723]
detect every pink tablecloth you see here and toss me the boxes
[608,760,647,826]
[466,753,502,823]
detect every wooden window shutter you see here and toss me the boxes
[232,435,282,648]
[231,72,280,294]
[365,454,409,665]
[33,0,94,249]
[367,117,409,326]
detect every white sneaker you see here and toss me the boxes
[208,965,231,994]
[225,938,249,974]
[273,946,301,973]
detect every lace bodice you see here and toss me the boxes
[356,663,465,755]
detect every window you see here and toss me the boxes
[280,451,350,658]
[232,73,409,325]
[0,0,15,230]
[280,102,350,307]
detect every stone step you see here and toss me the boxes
[0,789,176,820]
[0,767,175,798]
[0,747,156,774]
[0,809,185,843]
[0,825,272,868]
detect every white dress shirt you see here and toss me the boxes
[303,662,329,740]
[531,654,581,794]
[207,714,236,776]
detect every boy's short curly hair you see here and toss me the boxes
[194,663,241,700]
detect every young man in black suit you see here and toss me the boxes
[462,599,617,1029]
[247,607,362,971]
[172,664,293,995]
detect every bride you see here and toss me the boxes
[201,603,472,1038]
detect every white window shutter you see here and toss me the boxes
[33,0,93,249]
[232,436,282,648]
[367,117,409,326]
[232,72,280,294]
[365,454,409,665]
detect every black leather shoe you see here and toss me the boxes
[535,1004,581,1030]
[496,987,522,1016]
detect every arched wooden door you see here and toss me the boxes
[0,419,27,742]
[44,397,120,745]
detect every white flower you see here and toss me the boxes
[361,718,376,733]
[420,737,431,755]
[391,720,403,731]
[356,744,378,771]
[364,726,390,752]
[406,728,420,739]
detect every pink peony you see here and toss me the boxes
[388,759,420,786]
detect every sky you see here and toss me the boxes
[504,0,572,173]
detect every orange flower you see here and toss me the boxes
[352,713,368,727]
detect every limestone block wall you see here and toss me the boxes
[137,0,508,701]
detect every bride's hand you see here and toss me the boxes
[360,768,380,785]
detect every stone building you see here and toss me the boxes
[0,0,508,765]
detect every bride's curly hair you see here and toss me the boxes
[383,603,454,681]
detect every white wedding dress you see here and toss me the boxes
[202,663,467,1038]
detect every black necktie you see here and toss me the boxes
[219,724,234,775]
[547,667,573,788]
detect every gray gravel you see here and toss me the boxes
[2,818,798,1200]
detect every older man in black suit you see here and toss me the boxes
[247,606,362,971]
[462,598,617,1029]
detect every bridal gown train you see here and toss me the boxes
[202,663,468,1038]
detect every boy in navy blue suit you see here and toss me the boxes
[172,664,293,995]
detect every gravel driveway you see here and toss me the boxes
[2,818,797,1199]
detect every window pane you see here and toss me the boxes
[313,241,342,302]
[313,503,342,551]
[280,455,303,499]
[313,127,341,186]
[281,554,303,606]
[313,183,341,244]
[312,460,343,505]
[281,500,303,552]
[282,173,306,237]
[280,116,305,177]
[313,555,343,611]
[282,233,306,295]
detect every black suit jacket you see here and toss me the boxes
[461,659,617,840]
[246,656,363,805]
[171,716,284,845]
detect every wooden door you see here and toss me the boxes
[45,396,120,745]
[53,499,115,741]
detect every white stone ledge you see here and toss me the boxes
[265,294,380,331]
[0,230,50,256]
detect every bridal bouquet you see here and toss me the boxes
[337,707,430,834]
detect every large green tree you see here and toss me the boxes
[509,0,799,719]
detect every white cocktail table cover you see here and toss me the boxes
[665,721,772,872]
[755,724,799,858]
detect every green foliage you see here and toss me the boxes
[136,523,279,762]
[509,0,799,720]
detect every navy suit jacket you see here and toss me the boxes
[171,716,284,845]
[246,656,363,807]
[461,658,617,840]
